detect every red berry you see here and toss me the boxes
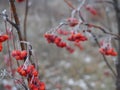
[20,70,27,76]
[0,43,3,52]
[67,18,79,27]
[39,82,45,90]
[3,34,9,41]
[32,69,38,77]
[20,50,27,58]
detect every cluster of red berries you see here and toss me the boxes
[0,34,9,51]
[16,0,25,3]
[17,64,38,77]
[28,77,45,90]
[17,64,45,90]
[99,47,117,56]
[44,33,67,48]
[44,31,87,53]
[44,33,78,53]
[11,50,27,60]
[67,18,79,27]
[68,33,88,42]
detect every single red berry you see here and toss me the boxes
[15,56,22,60]
[20,70,27,76]
[32,69,38,77]
[54,37,61,44]
[16,50,21,56]
[0,43,3,52]
[20,50,27,58]
[3,34,9,41]
[11,50,18,57]
[39,82,45,90]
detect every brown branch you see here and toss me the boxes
[83,23,120,39]
[113,0,120,90]
[90,32,117,78]
[95,0,114,5]
[23,0,29,42]
[9,0,25,50]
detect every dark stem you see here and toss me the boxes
[83,23,120,39]
[91,32,117,78]
[9,0,25,50]
[113,0,120,90]
[23,0,29,42]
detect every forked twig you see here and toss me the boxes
[90,32,117,78]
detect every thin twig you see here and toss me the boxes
[4,21,13,75]
[64,0,75,9]
[23,0,29,42]
[64,0,85,21]
[90,32,117,78]
[95,0,114,5]
[83,23,120,39]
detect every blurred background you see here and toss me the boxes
[0,0,118,90]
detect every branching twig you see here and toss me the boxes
[83,23,120,39]
[64,0,85,21]
[90,32,117,78]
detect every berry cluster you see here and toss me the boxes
[68,33,88,42]
[17,65,37,77]
[17,64,45,90]
[44,34,67,48]
[11,50,27,60]
[44,6,117,57]
[99,47,117,56]
[28,77,45,90]
[67,18,79,27]
[0,34,9,51]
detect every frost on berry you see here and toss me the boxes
[67,18,79,27]
[99,39,117,56]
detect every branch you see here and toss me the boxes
[64,0,75,9]
[9,0,25,50]
[95,0,114,5]
[90,32,117,78]
[23,0,29,42]
[83,23,120,39]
